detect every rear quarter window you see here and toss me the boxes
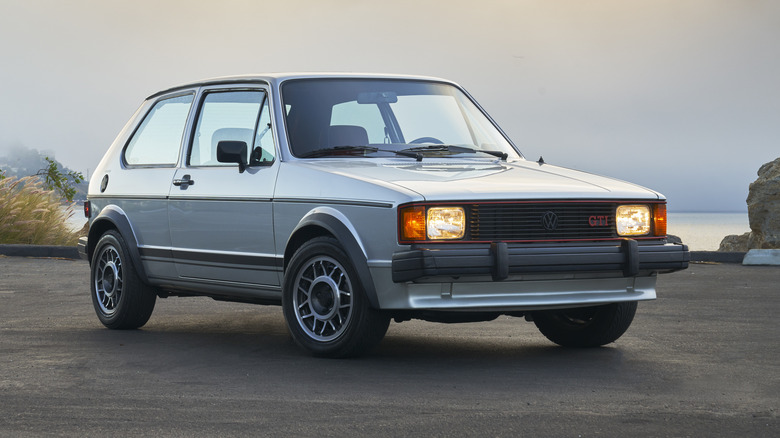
[124,94,194,166]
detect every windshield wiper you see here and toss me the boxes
[300,146,374,158]
[301,145,422,161]
[401,145,508,161]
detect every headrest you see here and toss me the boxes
[212,127,253,147]
[327,125,369,147]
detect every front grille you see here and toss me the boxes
[468,202,618,241]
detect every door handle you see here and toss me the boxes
[173,175,194,187]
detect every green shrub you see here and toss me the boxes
[37,156,85,202]
[0,176,80,245]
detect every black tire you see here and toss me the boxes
[90,230,156,329]
[532,302,637,347]
[282,236,390,358]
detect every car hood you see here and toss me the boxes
[290,158,663,202]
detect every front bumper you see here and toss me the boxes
[391,240,689,283]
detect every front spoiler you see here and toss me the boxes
[391,240,689,283]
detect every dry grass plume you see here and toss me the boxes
[0,176,80,245]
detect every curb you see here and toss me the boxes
[690,251,746,264]
[0,244,81,260]
[742,249,780,266]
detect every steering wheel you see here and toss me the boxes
[409,137,444,144]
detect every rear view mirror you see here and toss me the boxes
[217,141,248,173]
[357,91,397,104]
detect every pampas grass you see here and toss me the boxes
[0,176,80,245]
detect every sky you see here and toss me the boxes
[1,0,778,212]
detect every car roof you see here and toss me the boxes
[146,72,455,100]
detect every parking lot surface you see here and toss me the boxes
[0,256,777,437]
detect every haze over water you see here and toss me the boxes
[668,212,750,251]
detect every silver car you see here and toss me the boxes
[79,73,689,357]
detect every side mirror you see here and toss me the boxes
[217,141,248,173]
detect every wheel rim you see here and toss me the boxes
[94,245,123,315]
[292,256,353,342]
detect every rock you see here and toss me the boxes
[747,157,780,249]
[718,232,750,252]
[719,157,780,251]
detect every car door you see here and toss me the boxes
[168,87,281,288]
[108,92,195,280]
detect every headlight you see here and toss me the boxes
[427,207,465,239]
[399,205,465,241]
[616,205,651,236]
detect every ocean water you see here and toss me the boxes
[667,212,750,251]
[64,203,87,232]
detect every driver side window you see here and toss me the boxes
[189,90,275,167]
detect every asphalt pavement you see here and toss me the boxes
[0,256,777,437]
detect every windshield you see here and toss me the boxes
[281,78,521,159]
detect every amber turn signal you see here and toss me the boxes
[400,205,426,241]
[653,203,667,237]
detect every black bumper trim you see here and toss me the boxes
[391,241,689,283]
[77,236,89,262]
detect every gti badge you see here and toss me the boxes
[588,216,609,226]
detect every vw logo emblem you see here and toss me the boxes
[541,211,559,231]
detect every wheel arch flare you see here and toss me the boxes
[284,207,379,308]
